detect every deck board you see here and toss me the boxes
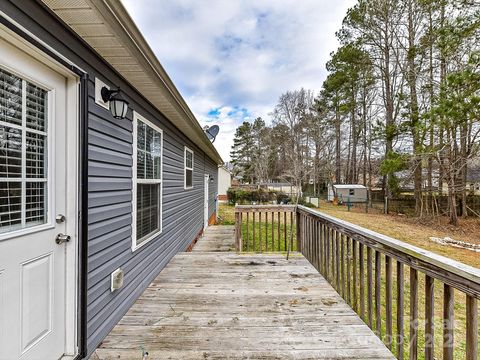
[93,225,394,359]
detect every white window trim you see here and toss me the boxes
[132,111,163,251]
[184,146,194,190]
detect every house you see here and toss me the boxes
[0,1,222,359]
[218,165,231,201]
[262,182,301,196]
[467,168,480,195]
[328,184,368,203]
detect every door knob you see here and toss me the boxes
[56,214,66,223]
[55,233,71,245]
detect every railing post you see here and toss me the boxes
[296,209,301,252]
[235,211,242,252]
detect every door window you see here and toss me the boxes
[0,68,48,234]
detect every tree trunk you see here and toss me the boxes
[383,5,395,199]
[407,0,422,216]
[335,105,342,183]
[427,2,434,213]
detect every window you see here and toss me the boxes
[132,112,163,250]
[349,189,355,196]
[0,68,49,234]
[184,146,193,189]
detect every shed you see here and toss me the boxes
[331,184,368,203]
[0,1,222,359]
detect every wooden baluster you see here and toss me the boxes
[333,229,336,284]
[290,212,293,251]
[341,234,345,298]
[359,242,365,321]
[336,231,341,292]
[353,239,358,312]
[295,211,301,252]
[308,217,314,265]
[347,237,351,305]
[443,284,454,360]
[246,212,250,251]
[265,212,268,252]
[466,295,478,360]
[320,223,325,275]
[307,216,310,259]
[367,246,373,329]
[277,212,281,251]
[235,212,240,251]
[306,215,309,257]
[375,251,381,338]
[409,268,418,360]
[259,212,262,252]
[326,227,330,280]
[310,218,314,266]
[271,211,274,251]
[316,221,320,270]
[304,216,308,258]
[330,229,334,286]
[425,275,434,360]
[284,212,287,251]
[239,213,243,252]
[385,255,392,350]
[397,262,404,360]
[252,211,256,252]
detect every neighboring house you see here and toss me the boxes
[263,182,301,196]
[0,2,222,359]
[328,184,367,203]
[467,168,480,195]
[218,165,231,201]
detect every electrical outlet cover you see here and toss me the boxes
[111,268,124,292]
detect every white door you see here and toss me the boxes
[0,36,72,360]
[204,174,209,229]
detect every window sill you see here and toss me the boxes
[131,228,162,252]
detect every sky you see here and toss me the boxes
[122,0,356,162]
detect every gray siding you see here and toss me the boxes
[1,1,219,357]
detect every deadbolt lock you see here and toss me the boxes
[55,233,71,245]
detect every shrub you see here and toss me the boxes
[227,187,284,204]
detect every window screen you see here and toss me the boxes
[134,117,162,247]
[0,68,48,234]
[184,147,193,189]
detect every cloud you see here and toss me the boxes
[122,0,356,161]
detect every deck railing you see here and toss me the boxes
[234,204,480,360]
[234,205,297,252]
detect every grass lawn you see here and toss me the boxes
[316,201,480,268]
[217,202,479,359]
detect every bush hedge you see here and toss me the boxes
[227,188,292,205]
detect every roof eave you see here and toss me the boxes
[101,0,223,165]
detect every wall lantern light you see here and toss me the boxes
[101,86,129,119]
[209,175,214,182]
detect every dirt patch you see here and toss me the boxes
[321,299,338,306]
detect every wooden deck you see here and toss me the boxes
[93,225,394,359]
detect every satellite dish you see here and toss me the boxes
[205,125,220,143]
